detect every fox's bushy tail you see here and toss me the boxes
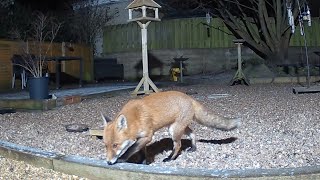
[192,100,241,131]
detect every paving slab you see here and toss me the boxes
[0,85,136,100]
[0,84,136,111]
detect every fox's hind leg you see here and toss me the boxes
[185,126,196,152]
[163,123,187,162]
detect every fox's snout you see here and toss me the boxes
[106,151,119,165]
[107,160,116,165]
[105,139,137,165]
[106,152,119,165]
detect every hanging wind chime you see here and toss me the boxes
[288,0,317,93]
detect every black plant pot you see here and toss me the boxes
[28,77,49,100]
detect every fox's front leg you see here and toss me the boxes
[120,136,152,162]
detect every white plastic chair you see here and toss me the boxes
[11,55,28,89]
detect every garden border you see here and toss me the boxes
[0,140,319,180]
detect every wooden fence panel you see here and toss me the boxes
[103,17,320,54]
[289,20,320,46]
[0,42,13,90]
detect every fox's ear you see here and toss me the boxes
[116,114,127,131]
[101,112,112,126]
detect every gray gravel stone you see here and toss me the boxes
[0,84,319,177]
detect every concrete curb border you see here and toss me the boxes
[0,140,319,180]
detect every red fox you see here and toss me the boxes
[102,91,241,165]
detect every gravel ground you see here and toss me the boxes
[0,155,88,179]
[0,83,320,177]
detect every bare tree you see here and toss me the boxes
[71,0,117,55]
[160,0,307,65]
[15,12,62,77]
[212,0,307,64]
[0,0,14,37]
[0,0,13,8]
[1,2,35,39]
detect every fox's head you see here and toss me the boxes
[102,113,136,165]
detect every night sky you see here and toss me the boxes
[309,0,320,16]
[12,0,320,17]
[14,0,74,11]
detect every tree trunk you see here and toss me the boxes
[266,50,288,65]
[212,0,304,67]
[263,28,292,65]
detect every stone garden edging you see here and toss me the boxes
[0,140,319,180]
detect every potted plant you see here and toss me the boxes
[15,12,62,100]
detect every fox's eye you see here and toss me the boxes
[112,143,118,149]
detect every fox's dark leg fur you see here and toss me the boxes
[120,136,152,162]
[141,147,150,164]
[184,126,196,152]
[163,137,182,162]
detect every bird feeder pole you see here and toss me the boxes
[126,0,162,95]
